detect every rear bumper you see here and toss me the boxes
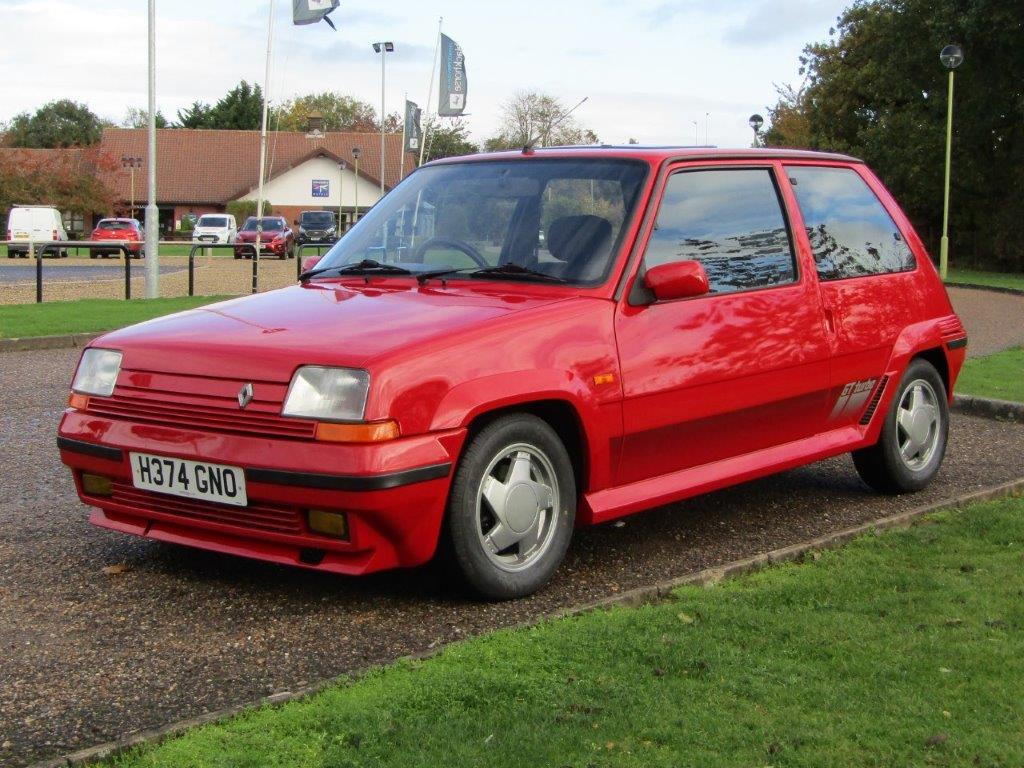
[57,410,466,575]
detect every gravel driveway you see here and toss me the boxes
[1,346,1022,767]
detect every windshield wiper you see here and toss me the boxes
[467,263,567,283]
[301,259,413,281]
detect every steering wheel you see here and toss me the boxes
[410,236,488,268]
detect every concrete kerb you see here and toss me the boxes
[27,476,1024,768]
[0,333,100,353]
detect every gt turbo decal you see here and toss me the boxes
[830,378,878,421]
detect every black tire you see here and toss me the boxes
[443,413,576,600]
[89,251,98,259]
[853,358,948,494]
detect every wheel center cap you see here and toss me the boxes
[908,409,930,446]
[505,484,540,533]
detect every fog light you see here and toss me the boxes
[82,473,113,497]
[307,509,348,539]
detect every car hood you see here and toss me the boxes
[96,281,570,381]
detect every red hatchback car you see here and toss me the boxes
[234,216,295,259]
[58,147,967,599]
[90,218,143,258]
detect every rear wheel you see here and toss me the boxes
[443,414,576,600]
[853,358,948,494]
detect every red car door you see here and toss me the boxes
[613,160,832,486]
[782,163,927,429]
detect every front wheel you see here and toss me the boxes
[443,414,576,600]
[853,358,948,494]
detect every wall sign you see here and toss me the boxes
[312,179,330,198]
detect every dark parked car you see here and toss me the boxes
[295,210,339,247]
[234,216,295,259]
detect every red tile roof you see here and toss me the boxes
[98,128,414,204]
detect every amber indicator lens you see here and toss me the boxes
[307,509,349,539]
[315,420,400,443]
[81,473,114,497]
[68,393,90,410]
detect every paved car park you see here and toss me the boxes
[0,341,1021,766]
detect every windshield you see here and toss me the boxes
[301,212,335,228]
[314,159,647,286]
[198,216,228,228]
[241,217,285,232]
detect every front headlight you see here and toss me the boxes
[72,348,123,397]
[282,366,370,421]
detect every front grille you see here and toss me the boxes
[108,481,305,536]
[89,394,315,440]
[859,376,889,426]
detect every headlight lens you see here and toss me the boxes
[282,366,370,422]
[72,348,122,397]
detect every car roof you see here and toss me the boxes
[425,145,862,167]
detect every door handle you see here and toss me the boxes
[823,307,837,334]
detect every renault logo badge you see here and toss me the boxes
[237,383,254,409]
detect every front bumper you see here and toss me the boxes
[234,240,287,256]
[57,408,466,575]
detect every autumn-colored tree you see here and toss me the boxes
[0,148,118,231]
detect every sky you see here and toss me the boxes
[0,0,850,149]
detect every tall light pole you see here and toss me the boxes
[939,44,964,280]
[122,156,142,218]
[692,120,699,146]
[705,112,711,145]
[749,114,764,148]
[145,0,159,296]
[352,147,361,224]
[372,42,395,200]
[338,160,346,232]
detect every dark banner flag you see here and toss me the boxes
[438,34,467,116]
[293,0,340,30]
[404,101,423,154]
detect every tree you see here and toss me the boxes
[176,101,213,129]
[484,92,598,151]
[122,107,169,129]
[4,100,107,148]
[762,84,812,148]
[207,81,264,130]
[763,0,1024,271]
[273,92,379,132]
[0,148,117,227]
[422,117,478,161]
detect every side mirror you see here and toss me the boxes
[301,255,322,273]
[643,260,710,302]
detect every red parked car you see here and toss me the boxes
[90,218,143,258]
[58,147,967,599]
[234,216,295,260]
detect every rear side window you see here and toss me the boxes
[786,166,915,280]
[643,168,796,294]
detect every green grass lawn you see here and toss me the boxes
[102,495,1024,768]
[957,347,1024,402]
[946,268,1024,292]
[0,296,228,339]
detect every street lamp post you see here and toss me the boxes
[338,161,346,233]
[352,147,362,225]
[121,156,142,218]
[372,42,395,200]
[692,120,699,146]
[939,44,964,280]
[749,114,764,148]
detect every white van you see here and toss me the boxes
[191,214,237,245]
[6,206,68,258]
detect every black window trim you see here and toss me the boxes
[627,162,802,305]
[783,163,918,284]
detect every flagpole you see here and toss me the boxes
[254,0,275,293]
[419,16,442,166]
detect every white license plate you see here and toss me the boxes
[13,231,28,239]
[130,452,247,507]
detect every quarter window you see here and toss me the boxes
[643,169,796,294]
[786,166,915,280]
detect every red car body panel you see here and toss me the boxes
[90,221,142,255]
[58,147,967,576]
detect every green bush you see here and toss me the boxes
[227,200,274,222]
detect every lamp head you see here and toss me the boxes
[940,44,964,70]
[748,114,764,132]
[352,147,362,160]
